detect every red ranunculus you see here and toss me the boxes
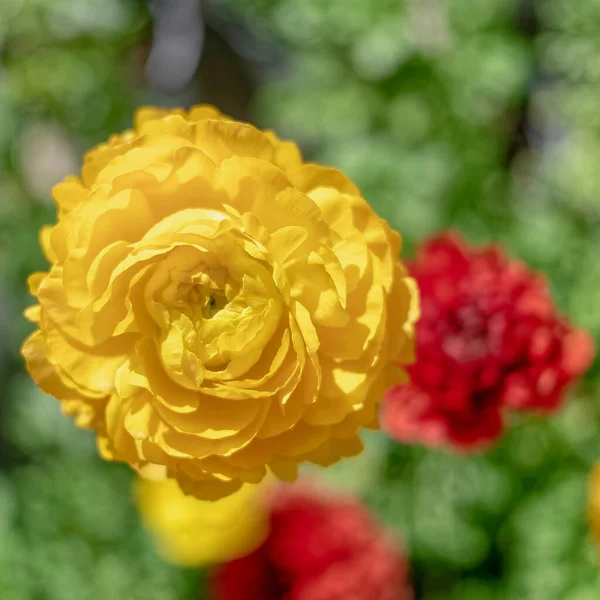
[382,231,595,449]
[212,485,412,600]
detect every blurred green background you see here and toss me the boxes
[1,0,600,598]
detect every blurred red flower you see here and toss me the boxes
[382,231,595,449]
[212,485,412,600]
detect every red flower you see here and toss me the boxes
[212,486,412,600]
[382,231,595,449]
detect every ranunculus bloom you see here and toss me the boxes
[21,105,418,499]
[212,485,413,600]
[136,478,269,566]
[590,462,600,555]
[382,232,594,449]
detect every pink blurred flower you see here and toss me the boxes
[212,485,412,600]
[383,231,595,450]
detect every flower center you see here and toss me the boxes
[203,291,227,319]
[444,305,489,362]
[179,282,229,321]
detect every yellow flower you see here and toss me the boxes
[589,462,600,552]
[136,478,268,566]
[21,105,418,499]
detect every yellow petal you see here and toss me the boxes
[22,103,418,502]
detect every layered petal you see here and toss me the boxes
[22,104,418,499]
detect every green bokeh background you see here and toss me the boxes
[1,1,600,598]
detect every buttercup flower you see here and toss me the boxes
[136,478,269,566]
[21,105,418,499]
[212,484,413,600]
[383,231,594,449]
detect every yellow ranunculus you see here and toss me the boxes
[590,462,600,552]
[21,105,418,499]
[136,478,268,566]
